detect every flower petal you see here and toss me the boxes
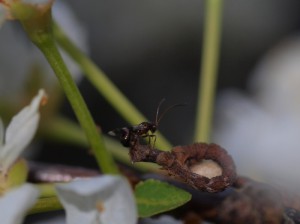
[0,89,46,172]
[56,175,137,224]
[5,89,46,143]
[0,184,39,224]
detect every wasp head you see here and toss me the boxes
[136,122,156,134]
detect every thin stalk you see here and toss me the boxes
[194,0,223,142]
[53,22,172,151]
[29,184,62,214]
[21,10,119,174]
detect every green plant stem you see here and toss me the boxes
[29,184,62,214]
[194,0,223,142]
[21,10,119,174]
[53,22,172,151]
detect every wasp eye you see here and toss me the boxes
[120,128,129,139]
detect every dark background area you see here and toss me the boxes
[37,0,300,167]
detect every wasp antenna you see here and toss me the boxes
[156,102,186,126]
[155,98,166,125]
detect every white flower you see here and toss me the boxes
[0,184,39,224]
[56,175,138,224]
[0,89,46,173]
[249,35,300,117]
[214,35,300,191]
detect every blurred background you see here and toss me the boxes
[60,0,300,142]
[1,0,300,190]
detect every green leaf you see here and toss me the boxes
[135,179,192,217]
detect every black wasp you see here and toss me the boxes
[108,99,184,148]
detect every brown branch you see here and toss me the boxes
[130,142,237,193]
